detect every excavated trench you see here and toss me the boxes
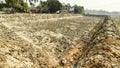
[75,16,120,68]
[0,14,120,68]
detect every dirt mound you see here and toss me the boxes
[0,14,120,68]
[76,16,120,68]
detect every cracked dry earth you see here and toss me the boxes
[0,14,120,68]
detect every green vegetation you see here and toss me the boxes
[0,2,7,11]
[63,3,71,12]
[37,0,84,14]
[37,0,62,13]
[1,7,11,13]
[0,0,30,13]
[37,1,49,13]
[5,0,30,13]
[74,5,84,14]
[47,0,62,13]
[0,0,84,14]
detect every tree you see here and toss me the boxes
[74,4,84,14]
[5,0,29,13]
[40,1,49,13]
[0,1,7,10]
[37,0,62,13]
[65,3,71,11]
[47,0,62,13]
[37,1,49,13]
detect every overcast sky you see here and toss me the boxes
[59,0,120,12]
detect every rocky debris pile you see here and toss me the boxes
[76,16,120,68]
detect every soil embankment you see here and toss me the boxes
[0,14,119,68]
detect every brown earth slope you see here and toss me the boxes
[75,16,120,68]
[0,14,120,68]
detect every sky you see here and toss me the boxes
[59,0,120,12]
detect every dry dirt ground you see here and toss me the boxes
[0,14,120,68]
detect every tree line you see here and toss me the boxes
[0,0,84,14]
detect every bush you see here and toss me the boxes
[74,5,84,14]
[0,3,7,10]
[2,7,11,13]
[47,0,62,13]
[14,4,23,11]
[5,0,29,13]
[22,3,30,13]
